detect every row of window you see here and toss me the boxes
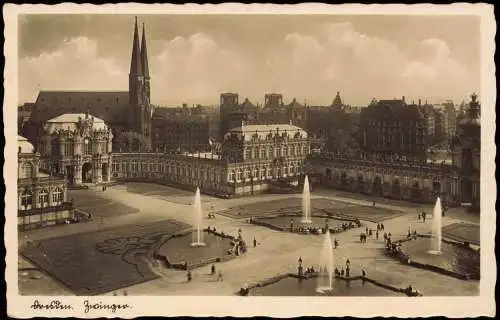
[228,165,303,182]
[19,188,64,210]
[45,141,109,156]
[113,161,223,182]
[243,144,308,160]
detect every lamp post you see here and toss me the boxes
[298,256,303,277]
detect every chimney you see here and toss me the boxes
[402,96,405,103]
[418,99,421,106]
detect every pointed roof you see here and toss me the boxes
[130,16,143,76]
[332,91,343,107]
[141,23,150,78]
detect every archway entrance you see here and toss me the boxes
[432,180,441,196]
[357,174,364,193]
[461,179,472,203]
[411,180,421,199]
[392,179,401,198]
[340,172,348,188]
[325,168,332,180]
[102,163,109,182]
[66,166,74,184]
[372,176,383,196]
[82,162,92,183]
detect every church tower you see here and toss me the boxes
[128,17,152,142]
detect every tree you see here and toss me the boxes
[114,131,151,152]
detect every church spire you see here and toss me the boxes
[141,23,150,78]
[130,16,142,76]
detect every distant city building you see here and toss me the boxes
[451,93,481,211]
[152,105,211,152]
[18,103,34,134]
[37,112,113,185]
[441,101,458,140]
[359,97,427,162]
[18,135,74,231]
[219,93,308,140]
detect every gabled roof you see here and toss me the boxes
[239,98,257,110]
[286,98,304,109]
[362,99,424,121]
[31,91,129,124]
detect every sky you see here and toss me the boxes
[18,14,480,107]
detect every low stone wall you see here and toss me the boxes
[238,273,422,297]
[386,234,480,281]
[250,213,361,235]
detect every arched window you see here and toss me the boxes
[20,162,33,179]
[52,187,63,205]
[20,190,33,210]
[38,189,49,208]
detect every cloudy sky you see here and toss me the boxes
[18,14,480,107]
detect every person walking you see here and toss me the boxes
[187,271,192,282]
[211,264,216,275]
[253,237,257,248]
[217,271,223,282]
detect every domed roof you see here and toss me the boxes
[18,135,34,154]
[45,112,109,134]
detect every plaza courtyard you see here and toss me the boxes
[18,182,480,296]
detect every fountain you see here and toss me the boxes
[429,197,442,254]
[190,188,206,247]
[316,230,334,293]
[301,175,312,224]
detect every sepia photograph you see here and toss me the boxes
[4,3,496,318]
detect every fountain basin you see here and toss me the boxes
[155,231,235,270]
[251,214,360,234]
[388,235,480,280]
[246,274,407,296]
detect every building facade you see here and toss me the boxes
[152,105,211,152]
[18,135,74,231]
[37,112,113,185]
[359,97,427,162]
[111,122,310,196]
[219,93,308,140]
[307,153,462,206]
[451,93,481,211]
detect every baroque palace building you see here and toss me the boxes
[37,112,114,185]
[17,135,74,231]
[111,123,310,196]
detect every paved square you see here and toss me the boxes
[219,197,349,219]
[20,220,188,295]
[69,190,139,218]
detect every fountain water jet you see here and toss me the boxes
[190,188,206,247]
[316,230,334,293]
[301,175,312,224]
[428,196,442,254]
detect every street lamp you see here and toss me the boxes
[297,256,303,277]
